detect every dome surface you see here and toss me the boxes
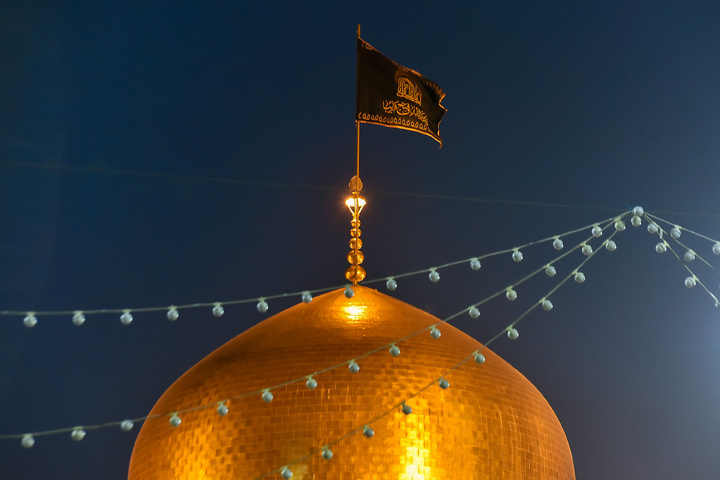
[129,286,574,479]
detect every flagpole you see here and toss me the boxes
[345,24,366,286]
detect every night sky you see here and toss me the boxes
[2,1,720,479]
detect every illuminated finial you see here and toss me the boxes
[345,175,366,285]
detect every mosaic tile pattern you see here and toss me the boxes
[128,287,575,479]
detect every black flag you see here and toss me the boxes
[356,37,447,145]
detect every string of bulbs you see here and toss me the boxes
[3,208,719,456]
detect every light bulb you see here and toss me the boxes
[631,215,642,227]
[72,312,86,326]
[281,467,293,479]
[169,414,181,427]
[512,250,523,262]
[120,420,134,432]
[506,289,517,301]
[167,307,179,321]
[507,327,519,340]
[553,238,564,250]
[386,278,397,291]
[591,225,602,237]
[685,277,696,288]
[428,269,440,283]
[306,377,317,389]
[363,426,374,438]
[120,311,133,325]
[605,240,617,252]
[344,286,354,298]
[647,223,659,234]
[470,258,481,270]
[713,243,720,255]
[684,250,695,262]
[23,314,37,328]
[474,352,486,364]
[257,299,269,313]
[468,307,480,319]
[217,403,229,416]
[212,304,224,317]
[633,206,644,216]
[389,345,400,357]
[582,244,593,256]
[21,434,35,448]
[430,327,441,339]
[262,390,273,402]
[615,220,626,231]
[656,242,667,254]
[545,265,557,277]
[574,272,586,283]
[71,428,86,441]
[402,404,412,415]
[349,361,360,373]
[670,227,681,239]
[542,299,553,311]
[322,448,333,460]
[439,379,450,389]
[301,291,313,303]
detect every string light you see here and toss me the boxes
[591,225,602,237]
[301,291,313,303]
[684,250,695,262]
[401,403,412,415]
[512,249,523,262]
[507,327,519,340]
[120,420,134,431]
[506,288,517,301]
[281,467,293,479]
[217,402,229,416]
[344,285,354,298]
[581,244,593,256]
[428,269,440,283]
[386,277,397,291]
[439,379,450,389]
[212,303,225,317]
[305,376,318,389]
[648,223,659,234]
[262,390,273,402]
[11,208,720,454]
[670,226,682,239]
[541,299,553,311]
[545,265,557,277]
[363,426,374,438]
[605,240,617,252]
[614,219,626,231]
[656,242,667,253]
[631,215,642,227]
[71,428,86,441]
[470,258,481,270]
[348,361,360,373]
[468,307,480,319]
[574,272,586,283]
[321,447,333,460]
[714,243,720,255]
[389,344,401,357]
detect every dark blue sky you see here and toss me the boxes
[2,1,720,479]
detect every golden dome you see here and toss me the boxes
[128,286,575,479]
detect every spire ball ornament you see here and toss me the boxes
[345,177,367,285]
